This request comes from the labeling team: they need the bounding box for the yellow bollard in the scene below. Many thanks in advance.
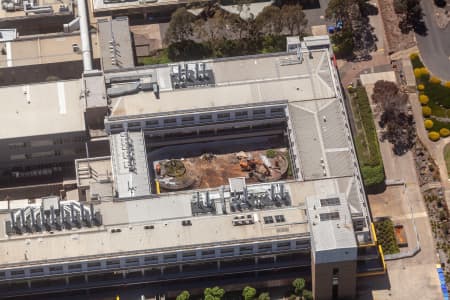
[155,180,160,194]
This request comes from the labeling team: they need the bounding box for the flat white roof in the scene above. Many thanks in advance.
[111,131,151,198]
[0,178,361,266]
[306,193,357,263]
[0,80,85,140]
[109,51,336,118]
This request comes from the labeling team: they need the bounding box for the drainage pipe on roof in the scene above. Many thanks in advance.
[77,0,93,72]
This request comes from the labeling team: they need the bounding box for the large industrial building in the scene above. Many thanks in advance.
[0,32,385,300]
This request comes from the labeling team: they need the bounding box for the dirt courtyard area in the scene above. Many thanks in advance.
[155,148,291,192]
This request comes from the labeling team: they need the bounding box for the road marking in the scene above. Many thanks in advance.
[391,211,428,221]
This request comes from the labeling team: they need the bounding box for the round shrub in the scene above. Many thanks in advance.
[417,84,425,91]
[428,131,440,141]
[414,67,430,81]
[409,53,418,60]
[445,82,450,88]
[422,106,432,117]
[414,68,422,78]
[424,119,434,129]
[440,128,450,137]
[419,94,429,105]
[429,76,442,84]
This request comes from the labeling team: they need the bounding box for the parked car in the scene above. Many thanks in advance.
[434,0,447,8]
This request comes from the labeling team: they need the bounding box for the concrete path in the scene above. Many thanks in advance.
[358,85,442,300]
[395,49,450,210]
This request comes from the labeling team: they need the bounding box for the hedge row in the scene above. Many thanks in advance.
[351,86,385,188]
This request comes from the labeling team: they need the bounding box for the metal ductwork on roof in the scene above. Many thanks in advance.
[77,0,93,72]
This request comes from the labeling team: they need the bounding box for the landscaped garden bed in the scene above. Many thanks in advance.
[410,53,450,141]
[348,85,385,190]
[374,218,400,255]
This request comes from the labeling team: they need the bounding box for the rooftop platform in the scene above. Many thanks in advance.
[97,17,134,71]
[0,176,363,266]
[108,51,335,118]
[0,33,100,68]
[0,0,72,19]
[91,0,195,14]
[110,131,151,198]
[307,193,357,264]
[0,79,85,140]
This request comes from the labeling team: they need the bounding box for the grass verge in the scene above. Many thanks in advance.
[138,49,171,65]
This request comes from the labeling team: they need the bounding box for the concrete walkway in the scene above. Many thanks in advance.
[396,49,450,209]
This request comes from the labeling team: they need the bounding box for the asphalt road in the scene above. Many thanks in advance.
[415,0,450,80]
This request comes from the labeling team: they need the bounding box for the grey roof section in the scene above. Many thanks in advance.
[288,98,354,180]
[0,80,85,140]
[110,131,151,198]
[0,182,310,265]
[83,73,107,109]
[0,29,16,41]
[108,51,336,118]
[303,35,331,49]
[101,193,193,225]
[306,193,357,264]
[345,177,364,215]
[98,17,135,71]
[326,151,354,177]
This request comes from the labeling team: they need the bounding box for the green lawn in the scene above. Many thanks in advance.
[411,55,424,69]
[444,144,450,177]
[411,55,450,134]
[349,86,385,188]
[430,118,450,132]
[138,49,171,65]
[424,82,450,109]
[374,218,400,255]
[427,98,450,118]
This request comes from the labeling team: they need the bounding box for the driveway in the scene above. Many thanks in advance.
[415,0,450,80]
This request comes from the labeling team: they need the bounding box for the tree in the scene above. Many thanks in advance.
[373,81,416,155]
[204,286,225,300]
[165,8,196,44]
[293,278,306,295]
[258,292,270,300]
[302,289,313,300]
[227,13,248,40]
[372,80,408,114]
[281,5,308,36]
[195,9,228,43]
[256,5,283,35]
[176,291,190,300]
[393,0,425,34]
[242,286,257,300]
